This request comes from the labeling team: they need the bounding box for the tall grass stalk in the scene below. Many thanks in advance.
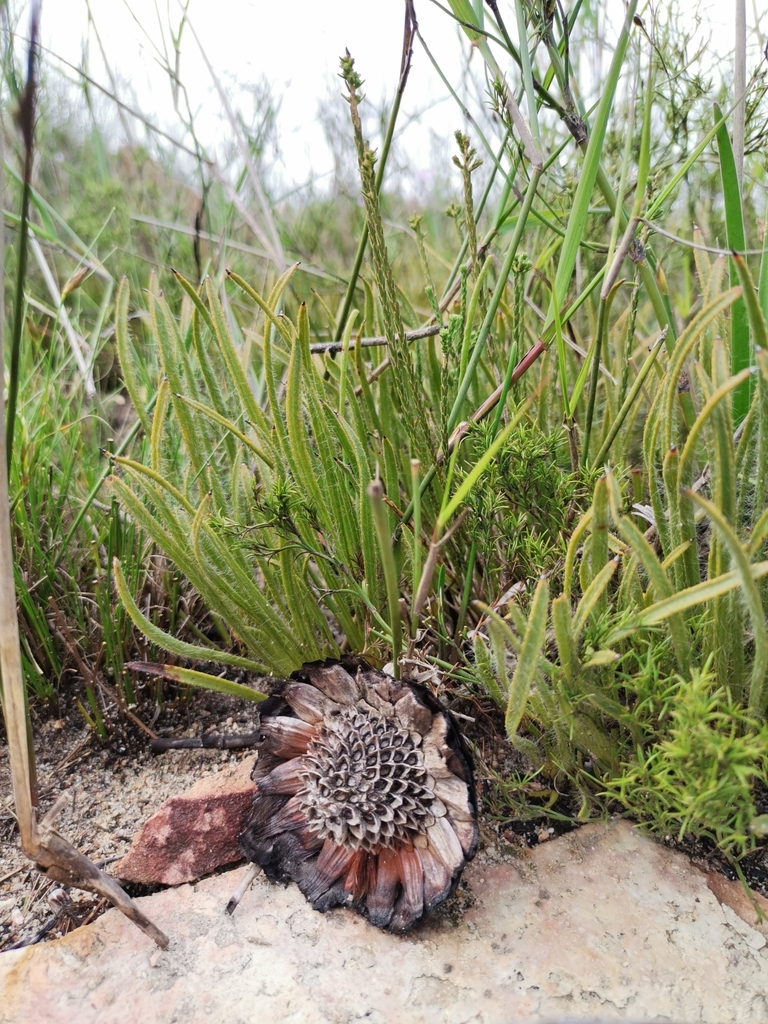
[0,8,169,949]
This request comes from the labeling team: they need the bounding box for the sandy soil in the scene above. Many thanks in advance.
[0,691,259,951]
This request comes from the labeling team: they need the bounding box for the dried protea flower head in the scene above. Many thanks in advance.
[238,658,478,932]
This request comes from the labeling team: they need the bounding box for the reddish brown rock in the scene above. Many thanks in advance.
[706,870,768,937]
[114,758,255,885]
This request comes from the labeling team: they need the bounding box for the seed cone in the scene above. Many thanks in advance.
[238,657,478,932]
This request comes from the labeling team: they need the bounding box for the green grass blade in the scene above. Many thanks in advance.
[115,278,152,434]
[500,576,549,738]
[552,593,578,682]
[731,252,768,351]
[126,661,267,702]
[688,490,768,712]
[760,221,768,328]
[714,102,750,423]
[369,480,402,677]
[607,478,689,672]
[572,558,618,637]
[544,0,638,344]
[113,558,266,672]
[593,330,665,466]
[613,561,768,633]
[438,394,534,529]
[662,287,742,452]
[589,475,609,591]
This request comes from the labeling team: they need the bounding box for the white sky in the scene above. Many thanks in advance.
[15,0,764,196]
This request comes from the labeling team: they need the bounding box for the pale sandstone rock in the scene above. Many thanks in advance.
[113,758,255,885]
[2,820,767,1024]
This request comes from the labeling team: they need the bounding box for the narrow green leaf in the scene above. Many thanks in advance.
[150,381,170,476]
[662,287,741,453]
[488,617,511,697]
[334,410,380,607]
[369,480,402,677]
[473,633,506,709]
[112,454,196,516]
[593,329,665,466]
[563,507,593,602]
[126,661,267,703]
[714,102,750,422]
[149,290,209,496]
[488,577,549,739]
[589,476,609,592]
[572,558,618,637]
[285,307,323,509]
[410,459,423,637]
[113,559,266,672]
[438,394,534,529]
[458,255,494,384]
[760,220,768,328]
[552,594,578,682]
[707,339,737,524]
[688,490,768,712]
[173,394,274,468]
[337,309,359,417]
[731,251,768,350]
[678,367,753,486]
[205,278,271,436]
[613,560,768,633]
[115,278,152,435]
[605,468,690,672]
[752,352,768,537]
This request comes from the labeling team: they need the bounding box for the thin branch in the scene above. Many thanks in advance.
[225,863,260,915]
[641,218,768,256]
[151,731,260,752]
[310,324,440,354]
